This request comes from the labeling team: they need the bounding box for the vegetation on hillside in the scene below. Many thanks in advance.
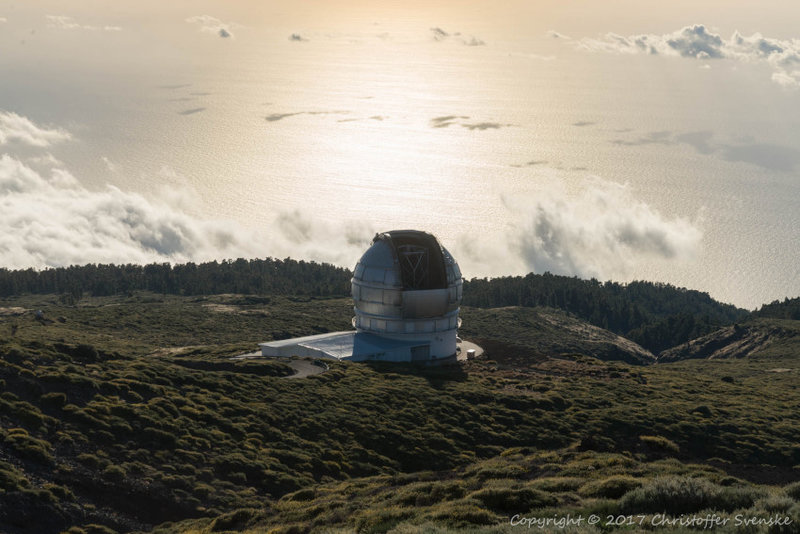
[0,259,352,301]
[0,260,750,354]
[0,293,799,533]
[756,297,800,320]
[463,274,748,353]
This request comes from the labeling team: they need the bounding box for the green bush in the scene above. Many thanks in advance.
[619,476,762,515]
[580,476,643,499]
[639,435,680,454]
[470,486,556,513]
[210,508,256,532]
[786,481,800,501]
[40,391,68,408]
[102,464,126,482]
[2,432,53,464]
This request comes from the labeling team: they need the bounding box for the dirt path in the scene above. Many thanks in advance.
[231,352,328,379]
[284,359,328,379]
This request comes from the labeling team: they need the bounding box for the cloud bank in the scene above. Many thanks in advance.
[456,175,702,281]
[0,111,379,270]
[0,153,380,270]
[186,15,235,39]
[0,112,701,286]
[46,15,121,32]
[429,27,485,46]
[572,24,800,87]
[0,111,71,147]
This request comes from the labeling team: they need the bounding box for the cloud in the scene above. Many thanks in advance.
[265,110,350,122]
[494,176,702,280]
[178,107,206,116]
[430,115,469,128]
[46,15,121,31]
[611,130,672,147]
[429,116,512,130]
[0,112,700,283]
[0,110,71,147]
[463,36,485,47]
[510,160,547,168]
[101,156,118,173]
[0,17,6,24]
[615,128,800,171]
[0,110,380,271]
[546,30,570,40]
[430,27,449,41]
[430,27,485,46]
[0,153,380,270]
[572,24,800,87]
[186,15,235,39]
[461,122,510,130]
[719,142,800,171]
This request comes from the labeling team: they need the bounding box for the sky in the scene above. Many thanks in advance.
[1,1,799,309]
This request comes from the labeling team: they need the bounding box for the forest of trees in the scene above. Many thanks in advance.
[462,274,748,353]
[755,297,800,320]
[0,258,352,300]
[0,260,753,353]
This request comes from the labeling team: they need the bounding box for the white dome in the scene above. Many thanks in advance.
[351,230,462,337]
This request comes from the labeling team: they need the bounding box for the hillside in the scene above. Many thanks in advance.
[460,306,654,365]
[658,318,800,362]
[0,261,747,354]
[1,292,800,533]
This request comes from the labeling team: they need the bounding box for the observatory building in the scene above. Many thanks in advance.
[259,230,463,363]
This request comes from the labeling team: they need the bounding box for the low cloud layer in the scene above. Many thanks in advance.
[0,112,377,270]
[0,153,379,270]
[457,175,702,281]
[570,24,800,87]
[46,15,121,32]
[613,128,800,171]
[0,112,702,285]
[430,27,485,46]
[430,115,512,130]
[0,111,71,147]
[186,15,235,39]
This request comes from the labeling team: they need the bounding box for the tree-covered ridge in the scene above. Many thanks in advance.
[755,297,800,320]
[463,274,748,353]
[0,260,754,353]
[0,258,352,299]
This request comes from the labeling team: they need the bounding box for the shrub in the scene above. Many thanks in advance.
[429,502,498,526]
[470,486,556,513]
[284,488,316,502]
[40,391,67,408]
[102,464,126,482]
[531,477,585,493]
[786,481,800,501]
[639,435,680,454]
[354,507,411,534]
[619,476,763,515]
[2,432,53,464]
[210,508,256,532]
[580,476,643,499]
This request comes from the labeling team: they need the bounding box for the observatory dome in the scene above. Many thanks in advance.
[351,230,462,360]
